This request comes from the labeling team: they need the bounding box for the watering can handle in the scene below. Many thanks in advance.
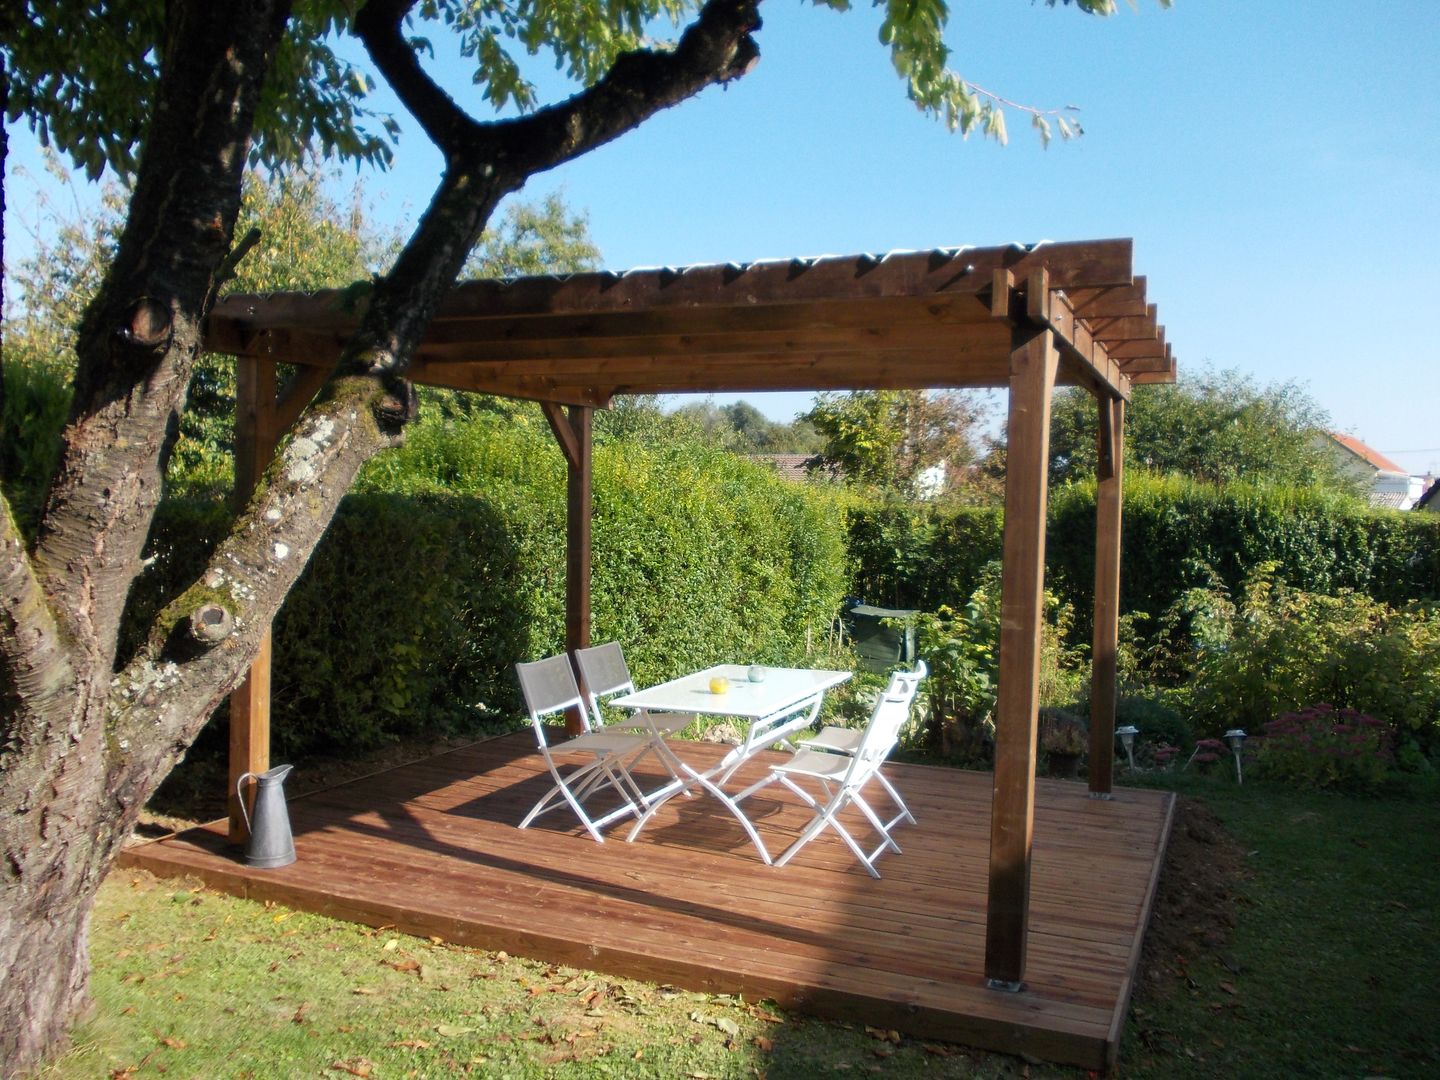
[236,771,258,834]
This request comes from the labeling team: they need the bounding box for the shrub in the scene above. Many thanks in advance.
[1161,564,1440,757]
[1256,704,1393,790]
[130,411,852,759]
[1180,564,1389,735]
[1114,694,1192,754]
[912,561,1086,762]
[847,476,1440,669]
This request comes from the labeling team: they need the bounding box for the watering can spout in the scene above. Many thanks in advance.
[238,764,296,868]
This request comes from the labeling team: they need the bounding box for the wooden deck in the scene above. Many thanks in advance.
[120,732,1174,1070]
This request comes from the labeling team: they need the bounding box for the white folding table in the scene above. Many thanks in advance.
[610,664,851,863]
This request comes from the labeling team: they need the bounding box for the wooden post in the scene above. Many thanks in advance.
[984,326,1059,991]
[1088,395,1126,796]
[228,356,278,842]
[542,403,593,736]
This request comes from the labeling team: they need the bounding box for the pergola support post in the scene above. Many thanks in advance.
[542,402,594,736]
[228,356,278,842]
[1088,395,1126,796]
[985,326,1059,990]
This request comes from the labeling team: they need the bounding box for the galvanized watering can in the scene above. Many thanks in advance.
[237,764,296,868]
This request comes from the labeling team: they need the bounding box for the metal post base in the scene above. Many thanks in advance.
[985,977,1025,993]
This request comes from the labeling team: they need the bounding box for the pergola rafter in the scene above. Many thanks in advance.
[206,236,1176,992]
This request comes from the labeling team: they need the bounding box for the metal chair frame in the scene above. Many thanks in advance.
[515,654,652,843]
[759,665,924,877]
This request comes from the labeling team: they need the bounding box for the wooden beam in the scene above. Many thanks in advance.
[989,269,1014,320]
[407,320,1008,366]
[1041,288,1130,402]
[1116,348,1174,376]
[1107,326,1166,361]
[1066,277,1147,319]
[274,362,333,434]
[415,340,1014,396]
[564,406,592,736]
[209,240,1135,331]
[1089,395,1126,797]
[229,356,278,843]
[540,401,581,468]
[985,327,1059,990]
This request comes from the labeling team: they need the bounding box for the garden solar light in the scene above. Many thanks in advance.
[1224,729,1248,784]
[1115,725,1139,770]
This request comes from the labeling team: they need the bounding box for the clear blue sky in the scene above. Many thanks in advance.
[6,1,1439,474]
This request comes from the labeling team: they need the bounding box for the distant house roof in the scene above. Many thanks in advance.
[1418,479,1440,511]
[1330,432,1408,476]
[748,453,819,482]
[1372,489,1412,511]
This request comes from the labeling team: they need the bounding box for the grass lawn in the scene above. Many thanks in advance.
[42,773,1440,1079]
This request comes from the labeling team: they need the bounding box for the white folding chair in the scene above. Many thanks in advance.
[766,668,923,877]
[515,654,653,843]
[795,659,926,829]
[572,641,691,787]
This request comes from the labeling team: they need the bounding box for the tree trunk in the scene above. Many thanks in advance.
[0,1,762,1073]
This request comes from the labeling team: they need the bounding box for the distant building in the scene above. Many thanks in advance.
[1416,475,1440,513]
[913,461,948,500]
[748,454,823,483]
[1321,432,1428,510]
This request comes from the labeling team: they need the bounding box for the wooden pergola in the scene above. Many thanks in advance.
[206,236,1175,991]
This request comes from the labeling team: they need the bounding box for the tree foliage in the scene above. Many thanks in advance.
[803,389,986,496]
[1047,367,1356,490]
[667,399,822,454]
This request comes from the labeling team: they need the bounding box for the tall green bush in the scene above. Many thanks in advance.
[132,412,853,758]
[847,475,1440,642]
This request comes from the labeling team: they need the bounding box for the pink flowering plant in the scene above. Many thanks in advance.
[1257,704,1392,790]
[1187,737,1231,770]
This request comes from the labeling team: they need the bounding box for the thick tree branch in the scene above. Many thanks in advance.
[486,0,762,178]
[30,0,293,669]
[112,375,393,766]
[337,0,762,390]
[355,0,481,153]
[0,497,75,730]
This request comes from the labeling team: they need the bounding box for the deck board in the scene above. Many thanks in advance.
[120,732,1173,1069]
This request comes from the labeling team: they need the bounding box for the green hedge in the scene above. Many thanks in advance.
[132,414,851,758]
[847,474,1440,639]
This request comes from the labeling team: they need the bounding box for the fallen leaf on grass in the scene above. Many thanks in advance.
[753,1035,774,1053]
[922,1044,954,1057]
[157,1035,186,1049]
[328,1058,374,1077]
[292,1002,311,1024]
[383,938,399,952]
[351,987,379,996]
[385,959,421,973]
[388,1039,432,1049]
[864,1025,901,1044]
[748,1005,784,1023]
[1218,981,1238,995]
[435,1024,477,1037]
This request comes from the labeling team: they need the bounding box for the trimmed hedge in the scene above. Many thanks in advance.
[847,474,1440,640]
[132,414,851,758]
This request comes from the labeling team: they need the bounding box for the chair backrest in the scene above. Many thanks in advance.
[516,655,589,746]
[571,641,634,729]
[847,667,925,782]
